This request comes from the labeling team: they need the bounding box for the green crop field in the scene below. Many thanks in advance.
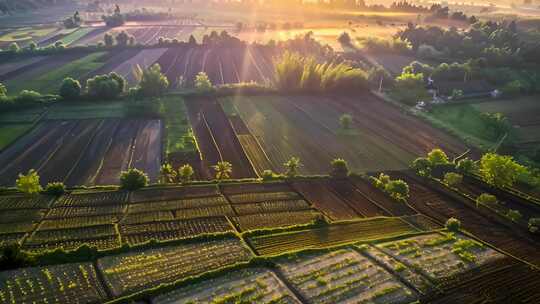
[0,123,33,149]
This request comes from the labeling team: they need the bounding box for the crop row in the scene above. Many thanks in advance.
[0,195,54,210]
[97,237,252,297]
[233,210,322,231]
[232,199,311,215]
[248,217,419,255]
[54,191,129,207]
[127,195,228,213]
[227,191,301,204]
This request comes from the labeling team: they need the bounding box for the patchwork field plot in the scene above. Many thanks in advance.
[0,118,162,187]
[222,94,467,175]
[248,217,419,255]
[376,232,504,281]
[128,195,228,213]
[0,195,54,210]
[130,184,220,203]
[111,48,169,85]
[391,171,540,267]
[220,181,294,195]
[0,263,107,304]
[152,267,301,304]
[54,190,128,207]
[119,216,234,245]
[227,191,301,204]
[233,210,322,231]
[232,199,311,215]
[97,237,252,297]
[186,99,256,179]
[276,248,417,304]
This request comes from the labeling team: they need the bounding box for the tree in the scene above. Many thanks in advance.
[456,158,477,174]
[330,158,349,178]
[337,32,351,46]
[0,83,7,97]
[479,153,527,188]
[445,217,461,232]
[160,163,176,183]
[339,114,352,130]
[427,148,450,166]
[385,179,410,200]
[476,193,497,207]
[178,164,194,184]
[104,33,114,47]
[138,64,169,97]
[284,157,301,178]
[194,72,213,91]
[28,41,37,52]
[394,71,428,104]
[188,35,197,45]
[411,157,431,176]
[214,161,232,180]
[8,42,20,53]
[59,77,82,100]
[43,182,65,196]
[86,73,125,99]
[120,168,148,191]
[444,172,463,186]
[16,169,42,194]
[115,31,129,46]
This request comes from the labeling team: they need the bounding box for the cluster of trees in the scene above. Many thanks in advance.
[371,173,410,201]
[0,83,59,111]
[273,51,368,93]
[397,21,522,64]
[270,32,334,59]
[355,37,412,54]
[103,31,136,47]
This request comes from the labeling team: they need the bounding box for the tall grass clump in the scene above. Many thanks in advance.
[273,51,368,93]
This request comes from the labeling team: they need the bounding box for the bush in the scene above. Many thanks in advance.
[284,157,301,178]
[194,72,213,92]
[506,209,522,222]
[445,217,461,232]
[213,161,232,180]
[59,77,82,100]
[16,169,42,195]
[0,82,7,97]
[427,148,450,166]
[273,51,368,93]
[394,71,428,105]
[528,218,540,234]
[456,158,477,174]
[43,182,65,196]
[120,168,148,191]
[86,73,125,99]
[16,90,42,104]
[385,179,410,200]
[330,158,349,178]
[411,157,432,176]
[261,170,282,181]
[138,64,169,97]
[476,193,497,207]
[339,114,352,130]
[444,172,463,186]
[178,164,194,184]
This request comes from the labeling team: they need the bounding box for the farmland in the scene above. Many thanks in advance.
[1,2,540,302]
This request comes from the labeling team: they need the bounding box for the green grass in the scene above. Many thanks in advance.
[421,104,499,150]
[59,27,94,46]
[0,123,34,149]
[7,52,107,94]
[0,107,45,123]
[158,96,196,155]
[46,101,130,120]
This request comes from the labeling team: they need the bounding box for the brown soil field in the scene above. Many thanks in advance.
[186,99,256,179]
[0,119,162,187]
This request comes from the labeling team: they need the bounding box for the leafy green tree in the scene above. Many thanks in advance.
[444,172,463,186]
[330,158,349,178]
[411,157,431,176]
[427,148,450,166]
[28,41,37,52]
[456,158,477,174]
[178,164,194,184]
[214,161,232,180]
[120,168,148,191]
[0,83,7,97]
[194,72,213,91]
[8,42,20,53]
[394,71,428,104]
[445,217,461,231]
[506,209,522,222]
[160,163,176,183]
[16,169,42,194]
[476,193,497,207]
[86,73,125,99]
[479,153,527,188]
[59,77,82,100]
[339,114,352,130]
[43,182,65,196]
[385,179,409,200]
[373,173,391,190]
[284,157,301,178]
[138,64,169,97]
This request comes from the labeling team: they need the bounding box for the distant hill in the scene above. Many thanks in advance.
[0,0,74,15]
